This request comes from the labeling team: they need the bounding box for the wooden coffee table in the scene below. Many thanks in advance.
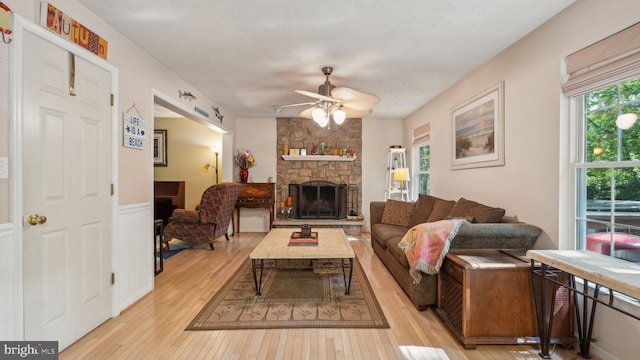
[249,228,355,295]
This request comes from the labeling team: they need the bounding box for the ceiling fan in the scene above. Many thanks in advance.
[274,67,380,127]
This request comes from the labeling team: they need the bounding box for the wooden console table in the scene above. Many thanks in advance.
[527,250,640,359]
[234,183,275,234]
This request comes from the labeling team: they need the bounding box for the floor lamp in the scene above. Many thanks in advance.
[202,150,219,184]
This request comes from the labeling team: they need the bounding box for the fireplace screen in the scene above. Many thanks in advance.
[289,181,347,219]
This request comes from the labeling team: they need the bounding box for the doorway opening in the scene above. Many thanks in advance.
[151,93,229,263]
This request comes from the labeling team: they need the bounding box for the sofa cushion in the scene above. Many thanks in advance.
[381,199,415,227]
[371,223,408,249]
[386,237,410,268]
[426,198,456,222]
[408,194,438,227]
[449,197,505,223]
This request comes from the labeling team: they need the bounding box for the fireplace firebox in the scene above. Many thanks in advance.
[289,181,347,219]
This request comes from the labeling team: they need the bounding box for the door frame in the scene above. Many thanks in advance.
[10,14,120,337]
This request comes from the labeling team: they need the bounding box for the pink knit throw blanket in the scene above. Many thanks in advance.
[398,219,468,284]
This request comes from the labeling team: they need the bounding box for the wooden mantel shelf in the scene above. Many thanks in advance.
[281,155,356,162]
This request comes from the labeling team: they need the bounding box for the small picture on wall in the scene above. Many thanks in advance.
[154,130,168,167]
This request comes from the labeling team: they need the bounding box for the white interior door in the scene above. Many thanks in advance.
[22,31,113,350]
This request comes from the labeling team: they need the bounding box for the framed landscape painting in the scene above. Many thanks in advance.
[451,81,504,170]
[153,130,168,167]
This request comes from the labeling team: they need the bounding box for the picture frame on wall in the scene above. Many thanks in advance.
[154,130,168,167]
[451,81,504,170]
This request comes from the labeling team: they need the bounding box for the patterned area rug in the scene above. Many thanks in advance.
[186,258,389,330]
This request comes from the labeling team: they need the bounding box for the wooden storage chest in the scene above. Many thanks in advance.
[437,249,574,349]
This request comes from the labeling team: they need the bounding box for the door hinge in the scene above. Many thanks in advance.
[111,273,115,285]
[111,183,114,196]
[110,94,114,106]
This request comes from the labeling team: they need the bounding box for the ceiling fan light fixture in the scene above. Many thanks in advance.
[278,67,379,126]
[316,114,329,127]
[312,107,326,124]
[333,108,346,125]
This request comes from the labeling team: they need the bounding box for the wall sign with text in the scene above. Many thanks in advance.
[123,112,145,150]
[40,2,109,60]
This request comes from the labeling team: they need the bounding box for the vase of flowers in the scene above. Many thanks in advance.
[234,150,255,183]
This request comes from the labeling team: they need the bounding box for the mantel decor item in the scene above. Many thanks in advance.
[153,130,168,167]
[451,81,504,170]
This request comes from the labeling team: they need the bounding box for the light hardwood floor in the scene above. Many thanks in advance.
[60,232,587,360]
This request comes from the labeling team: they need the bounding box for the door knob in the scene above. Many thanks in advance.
[28,214,47,225]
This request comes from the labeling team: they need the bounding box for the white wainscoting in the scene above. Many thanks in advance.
[0,223,19,340]
[0,204,154,339]
[116,203,154,312]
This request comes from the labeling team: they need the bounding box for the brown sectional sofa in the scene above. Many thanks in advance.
[370,195,542,310]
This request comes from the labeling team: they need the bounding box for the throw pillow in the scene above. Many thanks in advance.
[381,199,416,227]
[448,197,505,223]
[426,198,456,222]
[408,194,438,227]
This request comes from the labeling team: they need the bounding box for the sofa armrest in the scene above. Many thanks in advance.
[370,201,386,226]
[452,222,542,249]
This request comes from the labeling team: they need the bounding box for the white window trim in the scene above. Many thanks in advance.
[412,141,430,201]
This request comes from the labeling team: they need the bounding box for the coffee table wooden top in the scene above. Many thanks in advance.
[250,228,355,260]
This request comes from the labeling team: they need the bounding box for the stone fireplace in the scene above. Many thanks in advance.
[289,181,347,219]
[276,117,362,217]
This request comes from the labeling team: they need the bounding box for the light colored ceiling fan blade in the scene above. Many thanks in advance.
[299,106,315,119]
[341,106,372,118]
[331,87,380,111]
[295,89,339,103]
[272,101,318,110]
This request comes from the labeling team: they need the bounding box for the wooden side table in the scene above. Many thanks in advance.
[437,249,574,349]
[234,183,275,234]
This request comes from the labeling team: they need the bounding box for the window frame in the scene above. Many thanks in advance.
[412,141,430,200]
[572,79,640,256]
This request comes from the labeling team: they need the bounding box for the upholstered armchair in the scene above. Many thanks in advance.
[163,182,241,250]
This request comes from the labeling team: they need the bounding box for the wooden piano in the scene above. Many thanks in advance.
[234,183,275,233]
[154,181,185,225]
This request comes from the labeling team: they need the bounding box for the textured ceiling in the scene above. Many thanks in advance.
[79,0,574,119]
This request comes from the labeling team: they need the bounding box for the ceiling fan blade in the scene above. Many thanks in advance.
[272,101,318,110]
[295,89,339,103]
[331,87,380,111]
[341,106,372,118]
[299,106,315,119]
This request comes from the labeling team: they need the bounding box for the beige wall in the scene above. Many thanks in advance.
[154,118,223,210]
[403,1,640,359]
